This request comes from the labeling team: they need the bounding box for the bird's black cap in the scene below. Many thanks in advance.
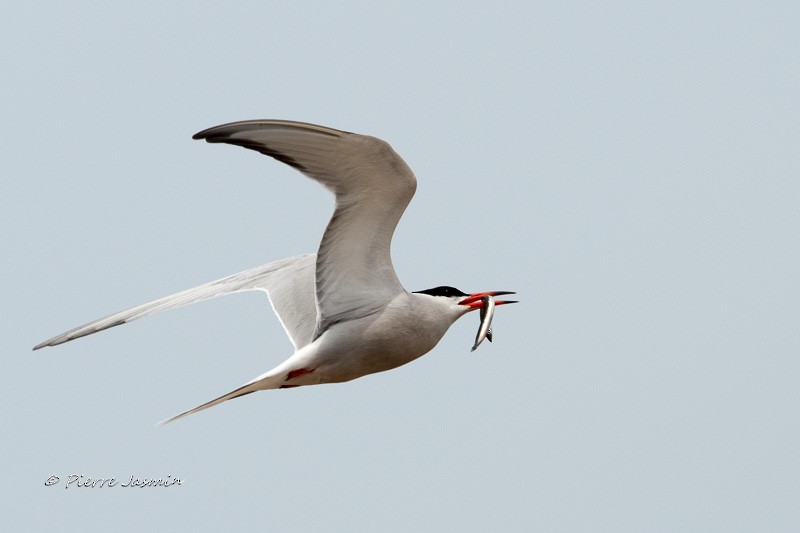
[413,286,468,297]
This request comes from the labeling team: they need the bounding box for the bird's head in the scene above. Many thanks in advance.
[411,286,517,349]
[412,286,517,316]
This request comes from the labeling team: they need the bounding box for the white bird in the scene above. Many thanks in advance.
[33,120,517,423]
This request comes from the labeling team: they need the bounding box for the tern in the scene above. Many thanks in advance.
[34,120,517,423]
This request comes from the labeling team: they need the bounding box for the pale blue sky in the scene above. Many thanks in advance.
[4,1,799,531]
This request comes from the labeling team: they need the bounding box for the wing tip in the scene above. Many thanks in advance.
[192,128,215,141]
[155,413,184,426]
[191,119,345,143]
[33,337,63,351]
[32,318,129,352]
[192,124,228,141]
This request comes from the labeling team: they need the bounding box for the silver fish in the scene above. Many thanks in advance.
[471,295,495,351]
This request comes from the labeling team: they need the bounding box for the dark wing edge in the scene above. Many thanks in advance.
[33,254,317,351]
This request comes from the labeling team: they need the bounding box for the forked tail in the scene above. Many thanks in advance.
[158,368,287,425]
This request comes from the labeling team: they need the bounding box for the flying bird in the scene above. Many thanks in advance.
[34,120,517,423]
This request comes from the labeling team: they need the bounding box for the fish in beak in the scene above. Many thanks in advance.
[458,291,517,351]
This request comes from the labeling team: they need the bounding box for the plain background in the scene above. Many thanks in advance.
[3,1,799,531]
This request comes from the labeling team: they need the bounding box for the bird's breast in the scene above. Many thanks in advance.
[309,296,454,383]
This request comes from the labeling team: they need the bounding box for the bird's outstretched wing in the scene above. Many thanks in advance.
[33,254,317,351]
[193,120,417,335]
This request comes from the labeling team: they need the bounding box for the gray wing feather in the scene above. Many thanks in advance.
[33,254,317,351]
[193,120,417,335]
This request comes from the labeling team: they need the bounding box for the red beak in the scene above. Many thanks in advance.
[458,291,518,309]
